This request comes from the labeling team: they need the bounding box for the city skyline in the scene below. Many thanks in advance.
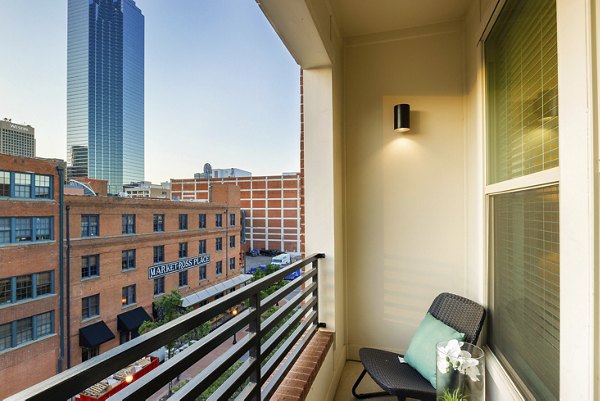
[0,0,300,183]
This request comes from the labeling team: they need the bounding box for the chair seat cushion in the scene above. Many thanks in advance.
[403,312,465,388]
[359,348,437,400]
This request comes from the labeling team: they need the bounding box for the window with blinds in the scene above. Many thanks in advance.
[484,0,559,400]
[490,186,559,400]
[486,0,558,184]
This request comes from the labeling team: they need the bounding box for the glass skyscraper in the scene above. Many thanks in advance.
[67,0,144,194]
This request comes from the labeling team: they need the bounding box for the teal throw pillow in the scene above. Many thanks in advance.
[403,312,465,388]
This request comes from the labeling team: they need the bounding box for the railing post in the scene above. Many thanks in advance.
[312,259,319,327]
[249,292,262,400]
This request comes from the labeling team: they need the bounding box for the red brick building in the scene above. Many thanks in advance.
[0,155,64,399]
[66,184,245,364]
[171,174,302,253]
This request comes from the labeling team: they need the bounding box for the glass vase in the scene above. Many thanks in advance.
[436,340,485,401]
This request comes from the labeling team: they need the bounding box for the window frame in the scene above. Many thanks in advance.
[82,294,100,320]
[199,239,207,254]
[153,277,165,296]
[122,214,136,234]
[179,214,188,230]
[199,213,206,229]
[121,285,136,306]
[153,214,165,232]
[215,237,222,251]
[122,249,136,270]
[81,214,99,238]
[81,255,100,279]
[153,245,165,264]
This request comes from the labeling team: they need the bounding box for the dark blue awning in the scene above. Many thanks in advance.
[79,321,115,348]
[117,307,152,332]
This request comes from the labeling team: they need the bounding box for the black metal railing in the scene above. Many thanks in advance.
[7,253,325,401]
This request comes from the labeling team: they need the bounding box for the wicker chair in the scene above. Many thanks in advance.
[351,293,486,401]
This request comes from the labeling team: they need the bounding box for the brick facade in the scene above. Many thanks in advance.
[66,184,243,365]
[0,155,63,399]
[171,174,302,253]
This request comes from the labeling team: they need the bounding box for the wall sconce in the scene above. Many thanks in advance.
[394,104,410,132]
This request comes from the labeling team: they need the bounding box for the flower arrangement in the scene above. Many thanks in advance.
[436,340,484,401]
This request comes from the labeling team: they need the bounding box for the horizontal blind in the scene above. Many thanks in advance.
[486,0,558,185]
[490,185,559,401]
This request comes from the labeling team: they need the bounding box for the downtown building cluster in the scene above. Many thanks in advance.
[0,154,247,399]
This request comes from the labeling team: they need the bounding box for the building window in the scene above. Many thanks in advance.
[14,173,31,198]
[16,275,33,301]
[0,218,9,243]
[199,213,206,229]
[0,278,11,305]
[485,0,559,399]
[216,261,223,275]
[0,172,53,199]
[0,323,11,351]
[179,242,188,258]
[199,239,207,254]
[81,215,99,237]
[36,271,52,296]
[153,214,164,232]
[82,294,100,319]
[122,249,136,270]
[179,214,188,230]
[122,285,136,306]
[153,245,165,263]
[35,217,51,241]
[82,346,99,362]
[153,277,165,295]
[34,175,51,199]
[179,271,188,287]
[199,266,206,281]
[15,217,32,242]
[229,235,235,248]
[82,255,100,278]
[0,171,9,197]
[230,213,236,226]
[216,237,222,251]
[216,214,222,227]
[229,257,235,271]
[0,216,53,244]
[122,214,136,234]
[15,317,33,345]
[36,311,53,338]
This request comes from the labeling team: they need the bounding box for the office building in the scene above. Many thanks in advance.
[171,173,302,253]
[123,181,171,198]
[0,119,35,158]
[67,0,145,194]
[0,154,64,399]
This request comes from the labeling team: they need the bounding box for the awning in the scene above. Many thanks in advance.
[117,307,152,332]
[181,274,253,308]
[79,321,115,348]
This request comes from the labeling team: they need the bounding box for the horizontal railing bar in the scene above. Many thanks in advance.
[261,297,317,360]
[206,358,256,401]
[261,268,317,311]
[7,253,325,401]
[169,335,253,401]
[114,309,254,400]
[261,281,316,336]
[233,382,256,401]
[261,314,318,398]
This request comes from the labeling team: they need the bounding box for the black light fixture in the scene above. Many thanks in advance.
[394,103,410,132]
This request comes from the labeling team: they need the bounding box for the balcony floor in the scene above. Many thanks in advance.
[334,361,418,401]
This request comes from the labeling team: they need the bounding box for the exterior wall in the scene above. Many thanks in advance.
[0,120,35,158]
[65,184,242,365]
[344,22,467,359]
[0,155,62,399]
[171,174,302,253]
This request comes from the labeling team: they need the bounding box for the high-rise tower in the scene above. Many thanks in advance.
[67,0,144,194]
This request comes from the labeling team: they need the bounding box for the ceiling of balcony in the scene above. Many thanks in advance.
[329,0,472,37]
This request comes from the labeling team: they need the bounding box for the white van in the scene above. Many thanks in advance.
[271,253,291,266]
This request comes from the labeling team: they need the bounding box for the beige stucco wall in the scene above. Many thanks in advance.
[343,22,468,358]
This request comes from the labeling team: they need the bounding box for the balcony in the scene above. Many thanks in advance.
[8,254,327,401]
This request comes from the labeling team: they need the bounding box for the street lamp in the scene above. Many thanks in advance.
[230,307,238,345]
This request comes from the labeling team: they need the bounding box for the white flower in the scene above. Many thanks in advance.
[437,340,481,382]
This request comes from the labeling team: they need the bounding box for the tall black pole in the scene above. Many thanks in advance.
[56,165,65,373]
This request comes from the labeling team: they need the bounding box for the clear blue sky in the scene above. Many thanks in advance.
[0,0,300,182]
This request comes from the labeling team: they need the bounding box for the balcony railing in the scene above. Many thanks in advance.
[8,253,325,401]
